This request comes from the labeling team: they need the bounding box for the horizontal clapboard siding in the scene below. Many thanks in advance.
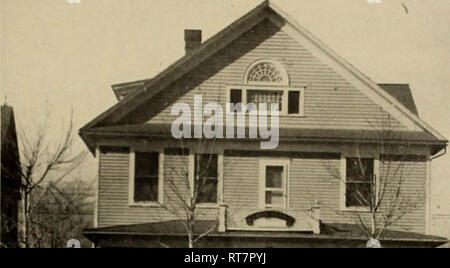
[123,19,406,131]
[223,153,260,212]
[98,148,217,228]
[378,160,427,232]
[221,151,427,234]
[97,147,427,233]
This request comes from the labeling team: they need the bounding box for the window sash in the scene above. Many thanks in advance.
[265,190,284,208]
[288,91,300,115]
[344,158,375,208]
[132,151,161,204]
[226,85,304,116]
[345,182,373,207]
[247,90,283,111]
[134,176,159,202]
[194,154,218,204]
[260,161,288,209]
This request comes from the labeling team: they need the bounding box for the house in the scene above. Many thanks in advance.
[1,104,21,248]
[80,1,448,248]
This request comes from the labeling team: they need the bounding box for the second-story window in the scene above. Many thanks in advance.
[345,158,375,208]
[194,154,218,204]
[247,90,283,112]
[229,89,243,112]
[260,159,289,210]
[226,59,305,116]
[134,152,160,203]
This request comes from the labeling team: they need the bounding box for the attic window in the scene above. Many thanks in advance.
[245,60,289,85]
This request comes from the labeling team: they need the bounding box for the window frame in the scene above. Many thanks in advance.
[259,158,290,210]
[244,59,290,86]
[194,153,219,205]
[226,85,305,117]
[340,154,380,212]
[188,149,222,208]
[129,148,165,207]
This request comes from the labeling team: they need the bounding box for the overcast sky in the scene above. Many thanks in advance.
[1,0,449,212]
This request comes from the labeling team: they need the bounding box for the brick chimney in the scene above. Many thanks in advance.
[184,29,202,54]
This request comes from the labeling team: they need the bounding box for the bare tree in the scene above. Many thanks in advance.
[18,112,87,248]
[150,134,226,248]
[27,178,95,248]
[142,85,235,248]
[325,113,423,245]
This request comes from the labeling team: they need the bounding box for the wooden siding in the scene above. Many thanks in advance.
[121,19,406,131]
[222,151,427,234]
[97,146,427,233]
[98,147,217,228]
[96,18,427,233]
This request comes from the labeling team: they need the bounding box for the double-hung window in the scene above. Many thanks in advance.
[132,151,162,204]
[227,86,304,116]
[194,154,218,204]
[260,159,289,210]
[344,158,376,209]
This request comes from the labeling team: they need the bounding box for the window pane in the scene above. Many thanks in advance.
[229,89,242,112]
[288,91,300,114]
[265,166,283,188]
[135,177,158,202]
[247,90,283,111]
[195,154,218,178]
[135,152,159,177]
[346,182,372,207]
[195,154,218,203]
[346,158,374,182]
[265,191,283,206]
[134,152,159,202]
[197,180,218,203]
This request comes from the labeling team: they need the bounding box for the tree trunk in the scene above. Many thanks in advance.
[187,208,195,248]
[22,192,29,248]
[371,212,376,238]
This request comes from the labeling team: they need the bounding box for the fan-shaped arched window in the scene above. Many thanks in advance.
[244,60,289,85]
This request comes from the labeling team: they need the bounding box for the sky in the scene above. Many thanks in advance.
[1,0,449,213]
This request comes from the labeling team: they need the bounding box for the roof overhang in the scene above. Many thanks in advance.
[79,0,447,154]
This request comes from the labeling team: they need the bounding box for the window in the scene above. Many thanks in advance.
[226,59,304,115]
[226,86,304,116]
[229,89,243,112]
[265,166,284,207]
[134,152,160,203]
[288,91,300,115]
[194,154,218,204]
[345,158,375,208]
[245,60,289,85]
[260,159,289,209]
[247,90,283,112]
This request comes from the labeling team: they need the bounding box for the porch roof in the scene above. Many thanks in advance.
[84,220,448,246]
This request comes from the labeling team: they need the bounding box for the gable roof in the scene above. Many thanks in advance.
[111,80,420,116]
[80,0,447,147]
[81,0,272,131]
[378,84,418,116]
[111,79,149,101]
